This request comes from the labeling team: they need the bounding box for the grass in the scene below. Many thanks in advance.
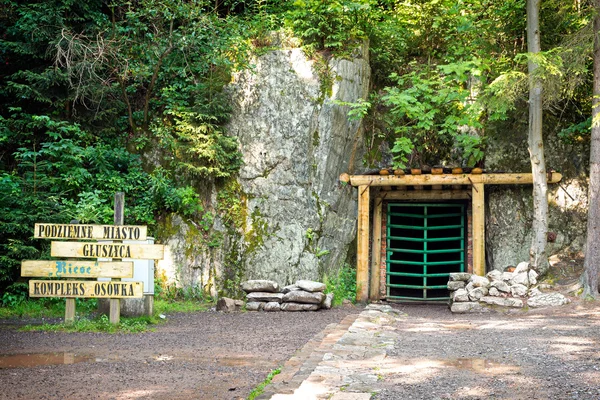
[1,297,214,334]
[21,314,157,334]
[154,298,213,314]
[0,298,97,319]
[247,368,281,400]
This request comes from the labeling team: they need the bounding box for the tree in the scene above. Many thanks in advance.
[582,1,600,299]
[527,0,549,272]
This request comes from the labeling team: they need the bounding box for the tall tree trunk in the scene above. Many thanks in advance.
[527,0,549,272]
[582,2,600,299]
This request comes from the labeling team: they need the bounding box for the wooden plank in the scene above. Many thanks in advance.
[472,183,485,276]
[348,172,563,187]
[28,280,144,298]
[356,185,370,303]
[35,223,147,241]
[21,260,134,278]
[376,190,471,200]
[51,242,164,260]
[370,198,382,301]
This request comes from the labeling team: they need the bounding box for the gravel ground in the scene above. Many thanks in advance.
[375,302,600,400]
[0,305,360,400]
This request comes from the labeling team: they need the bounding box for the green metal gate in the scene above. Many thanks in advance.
[386,203,466,301]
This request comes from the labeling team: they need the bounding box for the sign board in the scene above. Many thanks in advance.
[29,280,143,298]
[35,223,147,241]
[21,260,134,279]
[51,241,164,260]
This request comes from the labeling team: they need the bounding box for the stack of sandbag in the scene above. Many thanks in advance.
[241,279,334,312]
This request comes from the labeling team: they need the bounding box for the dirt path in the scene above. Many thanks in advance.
[375,302,600,400]
[0,306,361,400]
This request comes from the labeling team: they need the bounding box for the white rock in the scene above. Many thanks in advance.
[465,282,475,292]
[515,261,530,273]
[528,287,542,297]
[502,272,514,282]
[283,290,325,304]
[511,272,529,287]
[490,280,510,293]
[246,301,265,311]
[528,293,570,308]
[486,270,502,282]
[469,287,489,301]
[449,272,471,281]
[247,292,284,303]
[321,293,334,309]
[241,280,280,293]
[281,302,320,311]
[488,287,500,297]
[264,301,281,311]
[452,289,469,302]
[469,275,490,288]
[510,284,528,297]
[528,270,538,286]
[296,280,326,292]
[480,296,524,308]
[447,281,466,291]
[450,302,490,313]
[281,284,301,294]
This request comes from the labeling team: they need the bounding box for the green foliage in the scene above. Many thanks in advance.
[154,299,212,315]
[247,368,281,400]
[382,62,483,166]
[0,282,29,307]
[325,263,357,306]
[390,137,414,170]
[286,0,373,51]
[21,314,157,334]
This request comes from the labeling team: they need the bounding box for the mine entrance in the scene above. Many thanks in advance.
[386,202,466,302]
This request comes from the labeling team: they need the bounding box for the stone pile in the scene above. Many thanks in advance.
[242,279,334,312]
[448,262,570,313]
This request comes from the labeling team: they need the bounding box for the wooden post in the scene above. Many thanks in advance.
[370,199,382,301]
[357,185,370,303]
[65,219,78,325]
[472,183,485,276]
[65,297,75,325]
[110,192,125,325]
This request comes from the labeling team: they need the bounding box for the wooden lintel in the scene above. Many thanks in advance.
[472,183,485,276]
[369,199,382,301]
[357,185,370,303]
[376,190,471,201]
[348,172,562,187]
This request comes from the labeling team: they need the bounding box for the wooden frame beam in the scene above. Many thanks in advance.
[345,172,562,187]
[370,198,382,301]
[357,185,370,303]
[376,190,471,201]
[472,183,485,276]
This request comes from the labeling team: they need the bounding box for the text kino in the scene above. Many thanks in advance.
[83,244,131,258]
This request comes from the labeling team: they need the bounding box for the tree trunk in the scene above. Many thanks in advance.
[527,0,549,272]
[582,1,600,299]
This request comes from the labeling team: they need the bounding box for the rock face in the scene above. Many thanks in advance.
[224,45,370,285]
[485,125,589,274]
[156,42,370,293]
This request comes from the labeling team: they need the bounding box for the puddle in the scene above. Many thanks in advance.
[0,352,95,369]
[443,358,519,374]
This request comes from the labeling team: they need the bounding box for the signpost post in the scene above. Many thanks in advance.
[21,193,164,325]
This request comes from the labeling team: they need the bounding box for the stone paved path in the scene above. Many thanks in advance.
[259,302,600,400]
[258,304,401,400]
